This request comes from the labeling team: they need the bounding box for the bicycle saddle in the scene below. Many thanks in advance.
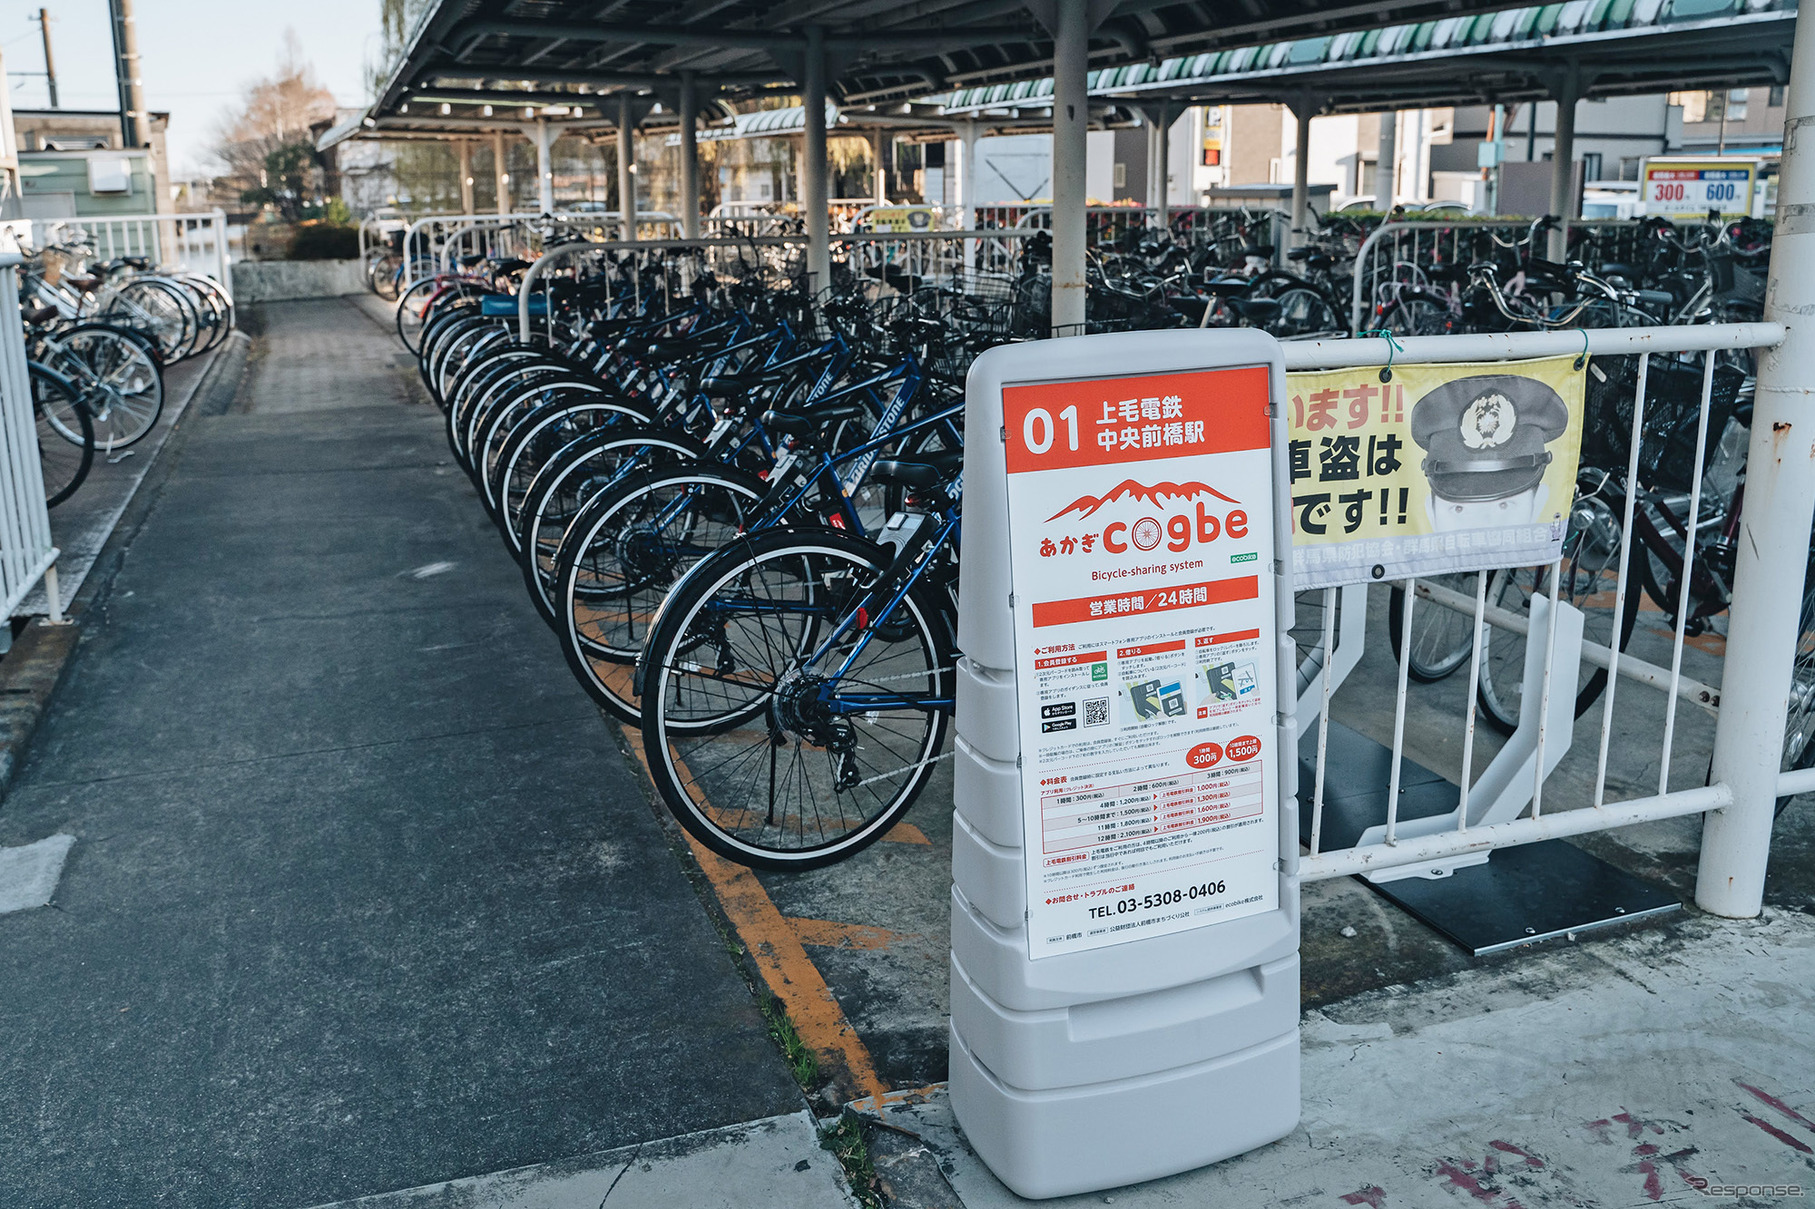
[459,253,486,267]
[21,304,59,326]
[1225,297,1282,323]
[701,367,792,395]
[761,401,870,438]
[1241,244,1274,259]
[870,449,962,490]
[492,258,532,275]
[1204,276,1253,298]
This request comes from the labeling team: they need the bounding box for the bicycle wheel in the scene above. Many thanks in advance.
[554,464,770,722]
[55,326,164,449]
[487,401,682,540]
[1388,573,1480,682]
[100,279,189,361]
[1778,565,1815,816]
[1381,294,1454,337]
[1477,501,1641,734]
[395,278,441,353]
[640,527,953,870]
[516,428,711,621]
[32,365,93,507]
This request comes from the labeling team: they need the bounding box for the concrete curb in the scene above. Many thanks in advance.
[0,328,251,807]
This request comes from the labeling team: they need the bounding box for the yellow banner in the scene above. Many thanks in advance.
[1284,355,1587,588]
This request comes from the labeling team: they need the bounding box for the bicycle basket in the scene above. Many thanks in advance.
[1582,355,1747,493]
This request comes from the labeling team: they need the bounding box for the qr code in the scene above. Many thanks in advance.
[1083,697,1110,727]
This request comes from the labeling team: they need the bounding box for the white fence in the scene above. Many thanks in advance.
[511,229,1040,341]
[1282,323,1788,896]
[0,255,61,620]
[397,211,684,287]
[35,210,232,294]
[1348,218,1651,335]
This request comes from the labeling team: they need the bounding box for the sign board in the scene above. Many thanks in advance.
[1201,105,1224,167]
[1640,156,1758,219]
[1284,356,1586,589]
[1001,366,1281,958]
[866,205,938,232]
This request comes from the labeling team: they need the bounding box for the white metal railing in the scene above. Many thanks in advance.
[401,211,683,287]
[511,228,1041,341]
[1347,217,1652,334]
[35,209,232,294]
[0,255,61,621]
[1283,322,1787,886]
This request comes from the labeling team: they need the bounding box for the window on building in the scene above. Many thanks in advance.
[1670,90,1710,123]
[1620,156,1642,181]
[1771,85,1786,108]
[1582,152,1603,181]
[1727,88,1750,121]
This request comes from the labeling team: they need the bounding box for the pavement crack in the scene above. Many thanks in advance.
[598,1143,642,1205]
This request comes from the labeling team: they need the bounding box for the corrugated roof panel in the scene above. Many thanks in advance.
[1429,16,1462,47]
[1286,34,1332,62]
[1664,0,1738,17]
[1555,0,1585,32]
[1534,4,1565,34]
[1409,20,1438,49]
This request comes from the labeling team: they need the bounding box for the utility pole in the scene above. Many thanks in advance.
[106,0,146,148]
[35,9,57,109]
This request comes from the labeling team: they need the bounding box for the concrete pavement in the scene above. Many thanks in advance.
[0,298,815,1209]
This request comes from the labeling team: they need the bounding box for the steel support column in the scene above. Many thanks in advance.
[954,120,979,230]
[679,71,700,239]
[1548,72,1580,260]
[1696,13,1815,917]
[493,130,510,215]
[534,118,554,213]
[1289,100,1315,247]
[1376,110,1397,206]
[802,24,831,291]
[617,93,637,242]
[1143,103,1172,229]
[1048,0,1091,334]
[458,140,474,214]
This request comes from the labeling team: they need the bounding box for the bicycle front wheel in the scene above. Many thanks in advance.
[1388,573,1480,682]
[32,364,93,507]
[55,326,164,449]
[640,528,953,870]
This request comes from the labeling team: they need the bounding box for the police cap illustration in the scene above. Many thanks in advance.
[1410,373,1569,528]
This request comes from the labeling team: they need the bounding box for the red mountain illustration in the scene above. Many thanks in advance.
[1047,479,1240,521]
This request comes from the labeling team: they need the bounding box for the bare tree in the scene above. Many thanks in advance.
[210,30,338,219]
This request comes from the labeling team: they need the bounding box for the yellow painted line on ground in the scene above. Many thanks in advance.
[619,725,889,1103]
[788,917,916,951]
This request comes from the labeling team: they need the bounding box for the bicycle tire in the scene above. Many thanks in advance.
[553,463,770,722]
[1387,573,1480,683]
[516,428,712,619]
[639,526,953,871]
[31,364,93,507]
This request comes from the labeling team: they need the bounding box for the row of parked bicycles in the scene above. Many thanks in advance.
[402,255,981,870]
[383,202,1808,871]
[17,236,235,506]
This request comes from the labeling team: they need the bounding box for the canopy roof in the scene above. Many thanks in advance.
[943,0,1796,115]
[352,0,1617,133]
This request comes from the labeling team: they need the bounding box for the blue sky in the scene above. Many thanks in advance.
[0,0,385,174]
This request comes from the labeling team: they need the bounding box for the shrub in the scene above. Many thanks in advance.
[289,221,358,260]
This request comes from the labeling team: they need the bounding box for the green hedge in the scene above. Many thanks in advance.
[290,222,359,260]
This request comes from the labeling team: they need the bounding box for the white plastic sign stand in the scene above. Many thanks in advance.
[952,329,1299,1200]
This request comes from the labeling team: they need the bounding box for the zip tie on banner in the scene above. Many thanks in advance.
[1359,328,1404,382]
[1574,327,1590,371]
